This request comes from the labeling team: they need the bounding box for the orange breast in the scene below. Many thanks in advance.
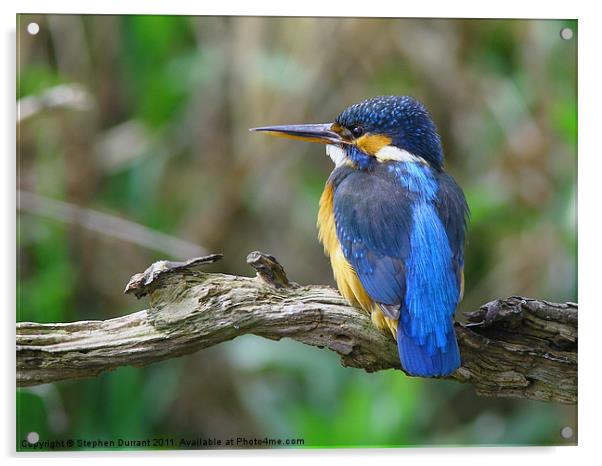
[317,182,398,338]
[317,182,370,311]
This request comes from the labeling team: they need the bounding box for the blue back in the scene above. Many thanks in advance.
[330,161,468,376]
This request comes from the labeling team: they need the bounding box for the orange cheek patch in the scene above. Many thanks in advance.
[355,134,392,156]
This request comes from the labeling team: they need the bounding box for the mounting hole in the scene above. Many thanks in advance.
[560,27,573,40]
[26,431,40,444]
[560,426,574,439]
[27,22,40,35]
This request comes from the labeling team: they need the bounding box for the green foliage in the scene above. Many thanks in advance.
[17,391,50,445]
[18,219,75,323]
[121,16,194,128]
[17,66,66,99]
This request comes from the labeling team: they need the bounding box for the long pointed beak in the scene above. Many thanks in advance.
[249,123,345,145]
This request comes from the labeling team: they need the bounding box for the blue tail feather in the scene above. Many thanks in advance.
[397,318,460,377]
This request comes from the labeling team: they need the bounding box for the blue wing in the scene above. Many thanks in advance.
[331,166,414,315]
[331,163,468,376]
[434,171,470,289]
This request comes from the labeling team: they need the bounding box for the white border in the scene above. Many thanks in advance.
[8,0,581,18]
[3,1,598,465]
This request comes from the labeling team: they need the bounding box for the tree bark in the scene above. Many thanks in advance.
[16,252,577,404]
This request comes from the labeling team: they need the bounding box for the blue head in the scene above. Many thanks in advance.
[334,96,444,170]
[251,95,445,171]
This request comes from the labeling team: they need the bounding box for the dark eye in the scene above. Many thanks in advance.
[349,124,364,138]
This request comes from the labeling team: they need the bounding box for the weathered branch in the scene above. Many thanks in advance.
[16,252,577,404]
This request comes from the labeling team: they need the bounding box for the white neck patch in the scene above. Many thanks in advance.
[326,144,348,167]
[325,144,425,167]
[375,145,421,163]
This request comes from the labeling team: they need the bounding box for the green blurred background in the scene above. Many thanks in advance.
[16,15,577,449]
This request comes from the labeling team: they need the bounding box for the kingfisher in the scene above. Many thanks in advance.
[251,96,468,377]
